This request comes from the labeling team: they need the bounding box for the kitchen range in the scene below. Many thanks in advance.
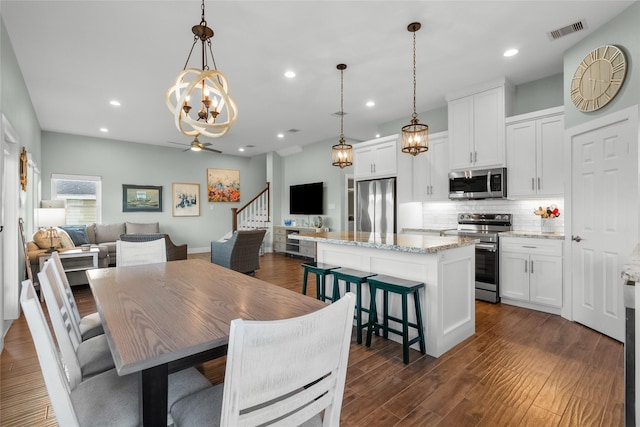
[443,213,513,303]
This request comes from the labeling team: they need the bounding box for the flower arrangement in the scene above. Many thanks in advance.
[534,205,560,218]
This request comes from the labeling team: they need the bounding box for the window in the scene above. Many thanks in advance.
[51,174,102,225]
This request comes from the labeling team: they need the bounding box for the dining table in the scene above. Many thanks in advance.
[86,258,326,427]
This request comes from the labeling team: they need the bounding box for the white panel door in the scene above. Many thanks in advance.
[571,115,637,341]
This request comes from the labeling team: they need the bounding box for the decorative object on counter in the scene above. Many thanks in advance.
[313,216,323,228]
[331,64,353,168]
[284,219,292,226]
[20,147,28,191]
[165,0,238,139]
[401,22,428,156]
[534,205,560,234]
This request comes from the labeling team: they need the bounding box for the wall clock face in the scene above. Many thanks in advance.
[571,45,627,112]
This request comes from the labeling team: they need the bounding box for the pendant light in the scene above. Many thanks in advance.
[332,64,353,168]
[401,22,429,156]
[166,0,238,139]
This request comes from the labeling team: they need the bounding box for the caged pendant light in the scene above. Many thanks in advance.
[166,0,238,139]
[401,22,429,156]
[332,64,353,168]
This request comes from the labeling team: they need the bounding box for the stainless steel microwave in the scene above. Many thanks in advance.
[448,168,507,200]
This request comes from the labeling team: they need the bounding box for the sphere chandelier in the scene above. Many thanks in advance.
[166,0,238,139]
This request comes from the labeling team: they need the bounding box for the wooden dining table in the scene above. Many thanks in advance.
[86,258,326,427]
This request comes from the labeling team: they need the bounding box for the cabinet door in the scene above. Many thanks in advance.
[473,87,504,168]
[372,141,397,177]
[536,115,564,196]
[448,96,474,170]
[412,151,429,201]
[353,146,375,179]
[529,254,563,307]
[500,252,530,301]
[429,136,449,200]
[506,121,537,197]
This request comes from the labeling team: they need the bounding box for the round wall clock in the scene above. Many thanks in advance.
[570,44,627,112]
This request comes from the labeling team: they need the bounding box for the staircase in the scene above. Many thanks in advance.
[220,182,271,241]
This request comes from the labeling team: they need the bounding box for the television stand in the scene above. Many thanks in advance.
[273,226,317,259]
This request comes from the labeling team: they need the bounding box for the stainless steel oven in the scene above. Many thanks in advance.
[443,213,512,303]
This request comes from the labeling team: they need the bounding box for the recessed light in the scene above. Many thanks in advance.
[375,133,380,138]
[503,48,519,57]
[366,101,375,107]
[238,147,245,152]
[277,133,284,138]
[109,100,121,106]
[99,128,108,133]
[284,71,296,78]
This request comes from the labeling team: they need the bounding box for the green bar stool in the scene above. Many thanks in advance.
[300,262,340,302]
[365,275,426,364]
[331,268,377,344]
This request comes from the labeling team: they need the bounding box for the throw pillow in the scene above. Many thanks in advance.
[57,228,75,249]
[125,222,160,234]
[95,223,126,243]
[32,229,61,250]
[60,225,89,246]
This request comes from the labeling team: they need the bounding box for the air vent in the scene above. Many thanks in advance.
[331,111,347,117]
[246,144,255,148]
[548,20,587,40]
[287,128,300,133]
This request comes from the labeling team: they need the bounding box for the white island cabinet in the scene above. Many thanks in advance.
[292,231,477,358]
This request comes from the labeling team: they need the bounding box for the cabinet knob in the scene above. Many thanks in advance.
[571,235,583,242]
[531,178,535,191]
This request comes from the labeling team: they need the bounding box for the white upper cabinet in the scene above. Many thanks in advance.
[353,135,398,180]
[447,80,513,171]
[506,107,564,198]
[413,132,449,201]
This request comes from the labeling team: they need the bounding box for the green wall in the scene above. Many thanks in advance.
[563,2,640,129]
[512,73,564,115]
[41,131,267,251]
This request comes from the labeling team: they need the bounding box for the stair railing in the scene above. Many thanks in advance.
[232,182,270,232]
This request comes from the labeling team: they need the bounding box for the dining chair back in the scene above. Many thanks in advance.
[20,279,81,426]
[49,251,103,342]
[171,292,356,426]
[116,237,167,267]
[38,260,85,387]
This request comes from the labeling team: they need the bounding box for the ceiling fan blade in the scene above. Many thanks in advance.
[201,146,222,154]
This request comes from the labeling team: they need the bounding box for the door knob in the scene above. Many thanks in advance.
[572,235,583,242]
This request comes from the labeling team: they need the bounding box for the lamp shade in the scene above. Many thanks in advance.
[35,208,66,228]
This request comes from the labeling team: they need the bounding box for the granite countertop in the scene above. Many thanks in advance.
[292,231,478,254]
[622,244,640,283]
[401,227,456,236]
[500,231,564,240]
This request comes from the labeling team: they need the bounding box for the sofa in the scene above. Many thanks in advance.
[27,222,188,285]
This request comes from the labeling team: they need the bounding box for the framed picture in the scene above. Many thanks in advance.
[172,182,200,217]
[207,168,240,202]
[122,184,162,212]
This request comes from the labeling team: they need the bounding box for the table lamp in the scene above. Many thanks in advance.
[34,207,66,253]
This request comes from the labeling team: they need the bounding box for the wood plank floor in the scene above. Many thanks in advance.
[1,253,624,426]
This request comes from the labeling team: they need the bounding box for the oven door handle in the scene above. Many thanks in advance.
[475,243,497,252]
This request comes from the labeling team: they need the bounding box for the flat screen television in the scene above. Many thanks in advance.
[289,182,323,215]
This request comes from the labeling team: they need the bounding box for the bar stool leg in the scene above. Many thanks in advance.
[414,289,426,354]
[316,274,323,301]
[382,290,389,339]
[401,293,410,364]
[365,285,377,347]
[302,269,309,296]
[355,281,362,344]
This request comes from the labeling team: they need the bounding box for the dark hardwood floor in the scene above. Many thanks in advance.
[1,253,623,426]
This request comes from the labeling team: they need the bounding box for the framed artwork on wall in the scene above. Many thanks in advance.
[207,168,240,202]
[172,182,200,217]
[122,184,162,212]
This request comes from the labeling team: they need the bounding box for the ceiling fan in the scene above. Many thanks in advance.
[168,136,222,153]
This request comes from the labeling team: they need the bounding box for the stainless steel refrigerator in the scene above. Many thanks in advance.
[355,177,396,235]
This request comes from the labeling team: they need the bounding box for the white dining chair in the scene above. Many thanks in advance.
[20,279,211,427]
[116,237,167,267]
[50,251,103,342]
[38,260,114,388]
[170,292,356,427]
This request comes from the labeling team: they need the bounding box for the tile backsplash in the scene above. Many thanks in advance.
[418,198,564,233]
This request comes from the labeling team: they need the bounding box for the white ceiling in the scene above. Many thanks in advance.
[1,1,635,157]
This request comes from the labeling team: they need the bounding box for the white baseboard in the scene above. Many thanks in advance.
[188,247,210,254]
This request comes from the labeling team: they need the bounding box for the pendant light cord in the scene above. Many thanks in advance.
[412,30,417,119]
[340,67,345,140]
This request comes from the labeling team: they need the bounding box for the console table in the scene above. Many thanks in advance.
[38,248,99,275]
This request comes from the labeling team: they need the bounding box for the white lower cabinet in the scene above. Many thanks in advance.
[500,237,563,312]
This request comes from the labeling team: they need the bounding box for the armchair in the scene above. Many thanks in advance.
[210,229,266,275]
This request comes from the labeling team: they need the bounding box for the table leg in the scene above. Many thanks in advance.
[141,364,168,427]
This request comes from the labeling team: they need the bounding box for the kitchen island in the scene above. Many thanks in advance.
[292,231,477,357]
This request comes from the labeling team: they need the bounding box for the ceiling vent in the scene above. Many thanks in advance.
[287,128,300,133]
[331,111,347,117]
[548,20,587,40]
